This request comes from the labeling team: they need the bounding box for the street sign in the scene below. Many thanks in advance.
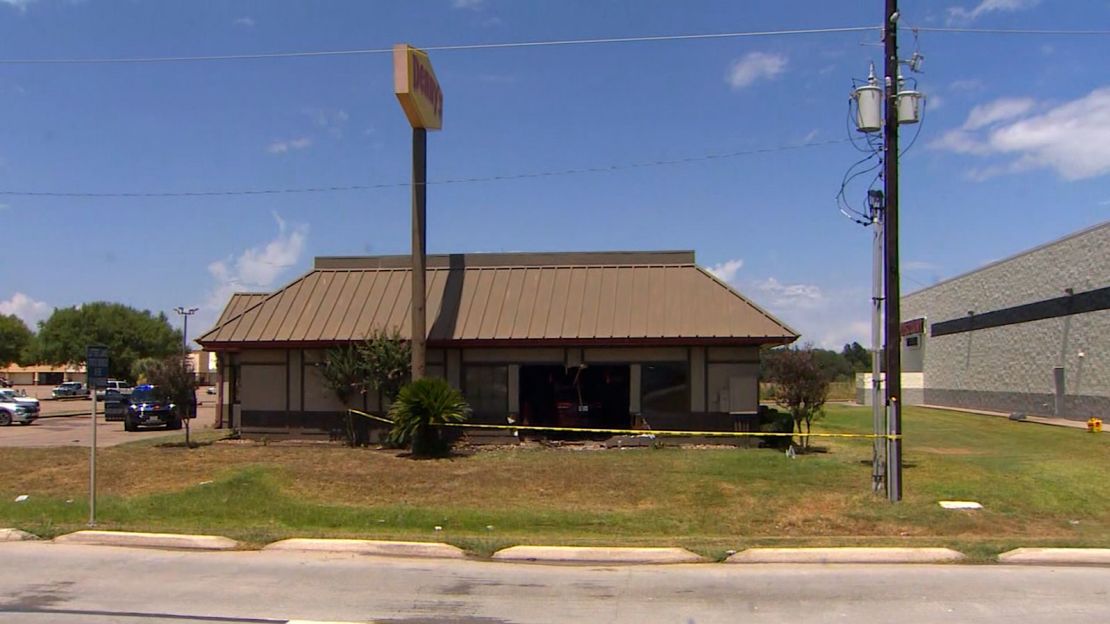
[87,346,109,389]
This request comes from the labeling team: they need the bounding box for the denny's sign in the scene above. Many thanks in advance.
[393,44,443,130]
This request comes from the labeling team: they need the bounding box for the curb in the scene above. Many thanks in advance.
[264,538,465,559]
[492,546,704,565]
[0,528,39,542]
[53,530,239,551]
[726,547,966,564]
[998,548,1110,566]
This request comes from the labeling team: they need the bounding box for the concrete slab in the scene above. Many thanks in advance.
[492,545,703,565]
[727,547,965,564]
[264,538,465,559]
[998,548,1110,566]
[0,528,38,541]
[53,530,238,550]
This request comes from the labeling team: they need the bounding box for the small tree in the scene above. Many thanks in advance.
[144,355,198,447]
[321,331,412,446]
[387,378,470,458]
[767,347,830,449]
[358,329,411,403]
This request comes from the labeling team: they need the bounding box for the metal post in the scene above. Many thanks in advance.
[88,391,96,526]
[883,0,903,502]
[871,202,885,493]
[174,306,198,446]
[411,127,428,380]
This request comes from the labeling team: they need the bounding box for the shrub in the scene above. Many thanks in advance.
[387,378,470,458]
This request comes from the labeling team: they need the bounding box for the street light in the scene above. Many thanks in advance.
[173,306,199,356]
[173,306,199,448]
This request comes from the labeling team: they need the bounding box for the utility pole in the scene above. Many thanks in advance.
[882,0,904,502]
[174,306,198,447]
[869,190,885,493]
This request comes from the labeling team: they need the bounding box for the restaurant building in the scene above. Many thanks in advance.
[198,250,798,438]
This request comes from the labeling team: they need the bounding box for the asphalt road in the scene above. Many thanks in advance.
[0,400,217,448]
[1,542,1107,623]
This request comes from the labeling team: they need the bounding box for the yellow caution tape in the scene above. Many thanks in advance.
[347,409,900,440]
[347,409,396,425]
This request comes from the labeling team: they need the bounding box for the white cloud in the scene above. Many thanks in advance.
[233,16,255,28]
[962,97,1036,130]
[0,0,38,13]
[306,108,349,138]
[0,292,52,328]
[452,0,486,9]
[726,52,787,90]
[751,277,824,310]
[201,214,308,336]
[931,87,1110,180]
[949,79,985,92]
[946,0,1039,25]
[714,264,870,349]
[707,259,744,283]
[267,137,313,154]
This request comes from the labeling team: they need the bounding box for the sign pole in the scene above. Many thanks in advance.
[89,389,96,526]
[86,345,108,527]
[411,127,428,381]
[393,42,441,382]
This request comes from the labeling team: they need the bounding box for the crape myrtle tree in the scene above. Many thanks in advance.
[144,355,198,447]
[320,329,412,446]
[766,345,830,450]
[35,302,182,382]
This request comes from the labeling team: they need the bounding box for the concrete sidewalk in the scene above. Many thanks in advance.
[920,404,1090,429]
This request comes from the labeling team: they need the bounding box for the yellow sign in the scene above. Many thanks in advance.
[393,44,443,130]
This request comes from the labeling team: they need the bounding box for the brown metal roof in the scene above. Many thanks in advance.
[214,293,270,327]
[198,252,798,348]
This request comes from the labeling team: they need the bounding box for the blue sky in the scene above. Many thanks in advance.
[0,0,1107,349]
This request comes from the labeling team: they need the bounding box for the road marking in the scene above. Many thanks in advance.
[287,620,372,624]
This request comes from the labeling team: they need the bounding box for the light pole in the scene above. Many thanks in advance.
[173,306,198,447]
[174,306,198,356]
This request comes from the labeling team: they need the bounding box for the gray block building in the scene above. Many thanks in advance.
[901,220,1109,420]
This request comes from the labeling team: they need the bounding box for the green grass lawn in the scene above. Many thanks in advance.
[1,404,1105,560]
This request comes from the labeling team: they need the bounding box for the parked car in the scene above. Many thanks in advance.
[52,381,89,399]
[0,388,40,426]
[95,380,133,400]
[124,384,183,431]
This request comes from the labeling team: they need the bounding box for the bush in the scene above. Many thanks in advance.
[386,378,470,458]
[758,406,794,450]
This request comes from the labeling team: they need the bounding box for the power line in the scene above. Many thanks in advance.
[0,26,878,65]
[0,138,849,198]
[913,26,1110,35]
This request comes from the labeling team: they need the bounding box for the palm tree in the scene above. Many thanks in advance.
[387,378,470,457]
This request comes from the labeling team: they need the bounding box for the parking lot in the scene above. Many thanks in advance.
[0,388,218,448]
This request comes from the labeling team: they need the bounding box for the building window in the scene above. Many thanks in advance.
[641,362,689,414]
[463,365,508,422]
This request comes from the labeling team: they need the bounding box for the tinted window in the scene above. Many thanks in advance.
[641,362,689,414]
[131,388,157,402]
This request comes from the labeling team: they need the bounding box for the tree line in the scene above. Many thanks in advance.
[761,341,872,383]
[0,302,183,381]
